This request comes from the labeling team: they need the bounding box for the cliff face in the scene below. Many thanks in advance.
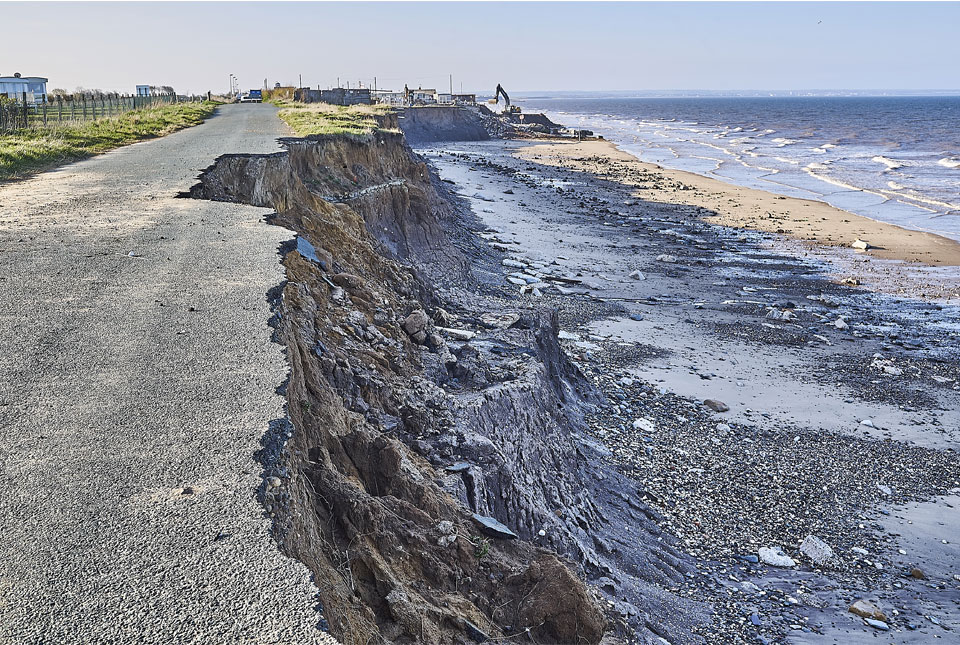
[396,106,493,144]
[188,131,705,644]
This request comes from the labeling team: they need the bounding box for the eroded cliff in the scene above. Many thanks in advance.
[187,129,706,644]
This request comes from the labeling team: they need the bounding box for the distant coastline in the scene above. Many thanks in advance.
[515,94,960,243]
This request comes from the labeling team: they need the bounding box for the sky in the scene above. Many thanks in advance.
[2,1,958,95]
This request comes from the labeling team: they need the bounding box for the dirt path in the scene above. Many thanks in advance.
[0,105,334,644]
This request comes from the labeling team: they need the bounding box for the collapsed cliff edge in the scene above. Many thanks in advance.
[185,112,707,644]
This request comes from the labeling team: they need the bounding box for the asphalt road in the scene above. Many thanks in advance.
[0,105,334,644]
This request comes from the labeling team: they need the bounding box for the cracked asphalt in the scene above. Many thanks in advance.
[0,104,335,644]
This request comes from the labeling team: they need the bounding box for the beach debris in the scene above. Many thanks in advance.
[851,239,871,250]
[436,326,476,341]
[813,293,842,307]
[860,418,875,428]
[864,618,890,631]
[461,618,490,642]
[766,308,796,321]
[870,355,903,376]
[479,312,520,328]
[833,317,849,330]
[758,546,796,568]
[632,418,656,433]
[471,513,518,539]
[876,483,892,496]
[849,599,887,622]
[799,535,836,566]
[656,254,677,263]
[910,567,927,579]
[703,399,730,413]
[629,270,646,280]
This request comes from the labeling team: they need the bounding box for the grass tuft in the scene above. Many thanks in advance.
[0,101,220,181]
[273,101,394,137]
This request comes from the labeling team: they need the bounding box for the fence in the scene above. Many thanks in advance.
[0,93,204,133]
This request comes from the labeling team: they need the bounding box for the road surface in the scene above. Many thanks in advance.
[0,105,334,643]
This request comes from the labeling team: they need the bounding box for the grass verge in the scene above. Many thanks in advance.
[272,100,394,137]
[0,101,221,181]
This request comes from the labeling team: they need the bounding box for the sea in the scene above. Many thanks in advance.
[514,94,960,242]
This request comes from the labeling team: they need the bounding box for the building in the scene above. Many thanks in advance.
[136,85,150,97]
[410,88,437,104]
[371,90,405,106]
[0,73,47,103]
[452,93,476,104]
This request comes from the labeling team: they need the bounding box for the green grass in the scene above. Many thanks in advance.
[273,101,393,137]
[0,101,221,181]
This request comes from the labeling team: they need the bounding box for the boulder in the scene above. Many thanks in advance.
[332,272,365,291]
[758,546,796,568]
[849,599,887,622]
[472,514,519,540]
[799,535,836,566]
[704,399,730,413]
[402,310,429,344]
[632,418,655,433]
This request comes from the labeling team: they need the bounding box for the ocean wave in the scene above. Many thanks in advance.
[937,157,960,169]
[872,155,904,171]
[804,166,887,199]
[774,156,801,165]
[880,187,960,213]
[771,138,800,147]
[887,181,906,190]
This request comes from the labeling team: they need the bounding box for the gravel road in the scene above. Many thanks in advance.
[0,105,335,643]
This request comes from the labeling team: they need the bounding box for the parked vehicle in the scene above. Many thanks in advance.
[240,89,262,103]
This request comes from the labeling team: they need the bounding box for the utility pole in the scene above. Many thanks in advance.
[299,74,302,89]
[374,76,377,91]
[449,74,453,97]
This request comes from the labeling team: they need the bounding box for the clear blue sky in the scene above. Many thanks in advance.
[3,1,958,94]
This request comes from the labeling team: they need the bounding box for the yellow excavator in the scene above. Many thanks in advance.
[488,83,521,114]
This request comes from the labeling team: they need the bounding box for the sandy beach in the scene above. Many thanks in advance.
[517,139,960,269]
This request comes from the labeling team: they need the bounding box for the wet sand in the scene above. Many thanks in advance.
[516,139,960,268]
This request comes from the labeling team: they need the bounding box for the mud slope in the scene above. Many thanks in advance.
[188,130,707,644]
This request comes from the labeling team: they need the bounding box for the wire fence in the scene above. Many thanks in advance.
[0,93,205,133]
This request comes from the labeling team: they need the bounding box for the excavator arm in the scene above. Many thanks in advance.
[494,83,510,107]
